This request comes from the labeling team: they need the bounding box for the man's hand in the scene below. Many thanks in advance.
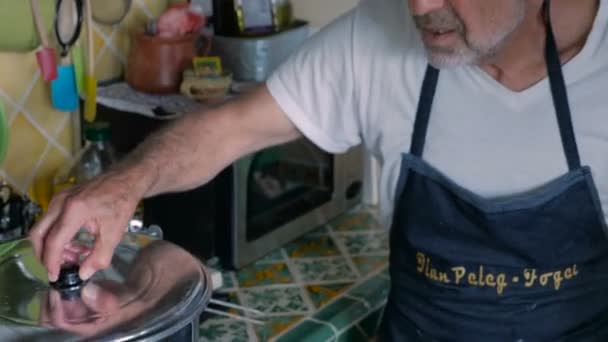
[29,170,143,282]
[28,85,299,284]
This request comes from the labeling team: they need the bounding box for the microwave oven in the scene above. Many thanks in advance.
[94,102,363,269]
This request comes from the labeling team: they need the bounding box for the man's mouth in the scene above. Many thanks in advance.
[421,28,460,45]
[429,28,454,34]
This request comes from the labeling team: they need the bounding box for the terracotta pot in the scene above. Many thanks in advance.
[126,32,211,94]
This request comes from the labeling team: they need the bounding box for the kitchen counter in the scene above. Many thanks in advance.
[199,207,389,341]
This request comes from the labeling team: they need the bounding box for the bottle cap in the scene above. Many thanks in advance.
[84,122,111,142]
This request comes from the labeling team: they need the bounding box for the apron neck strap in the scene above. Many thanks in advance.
[543,0,581,170]
[410,0,582,171]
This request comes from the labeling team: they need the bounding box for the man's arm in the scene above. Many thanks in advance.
[29,85,301,282]
[123,85,301,197]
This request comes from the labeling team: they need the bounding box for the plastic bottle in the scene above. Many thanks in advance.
[53,122,116,193]
[76,123,116,182]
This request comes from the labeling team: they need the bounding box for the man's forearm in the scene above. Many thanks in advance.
[114,86,301,199]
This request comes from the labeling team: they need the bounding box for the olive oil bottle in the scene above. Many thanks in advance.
[212,0,293,37]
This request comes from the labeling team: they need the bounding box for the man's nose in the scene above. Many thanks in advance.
[409,0,446,15]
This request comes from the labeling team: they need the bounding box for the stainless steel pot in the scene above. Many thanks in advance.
[0,231,212,342]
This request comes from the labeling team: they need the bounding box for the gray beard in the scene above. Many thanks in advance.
[424,5,526,68]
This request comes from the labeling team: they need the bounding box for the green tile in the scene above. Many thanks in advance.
[275,319,336,342]
[338,326,368,342]
[241,286,309,314]
[306,283,354,309]
[329,211,381,232]
[255,315,304,341]
[358,307,384,338]
[352,255,389,276]
[348,275,391,308]
[293,257,358,283]
[284,234,341,258]
[313,297,369,331]
[199,318,249,342]
[237,262,294,287]
[336,231,389,255]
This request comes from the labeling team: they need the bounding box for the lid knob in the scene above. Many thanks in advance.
[50,264,84,291]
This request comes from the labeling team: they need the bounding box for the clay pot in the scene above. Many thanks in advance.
[126,32,211,94]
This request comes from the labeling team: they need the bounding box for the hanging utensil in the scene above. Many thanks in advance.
[72,41,86,95]
[0,100,8,166]
[51,0,84,112]
[29,0,57,82]
[83,0,97,123]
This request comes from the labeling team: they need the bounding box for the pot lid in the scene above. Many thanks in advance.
[0,233,212,341]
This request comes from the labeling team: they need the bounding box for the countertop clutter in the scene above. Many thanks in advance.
[200,207,389,341]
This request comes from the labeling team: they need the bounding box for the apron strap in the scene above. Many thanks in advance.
[543,0,582,170]
[409,0,581,171]
[410,65,439,157]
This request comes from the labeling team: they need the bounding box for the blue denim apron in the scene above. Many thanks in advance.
[380,1,608,341]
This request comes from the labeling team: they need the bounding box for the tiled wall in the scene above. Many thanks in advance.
[0,0,178,206]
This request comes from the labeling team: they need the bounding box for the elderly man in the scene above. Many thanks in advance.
[31,0,607,340]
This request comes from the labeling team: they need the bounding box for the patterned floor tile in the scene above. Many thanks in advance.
[255,315,304,341]
[313,297,369,331]
[292,257,358,283]
[284,234,340,258]
[335,231,389,255]
[241,286,311,314]
[352,255,389,276]
[306,283,354,308]
[199,318,249,342]
[348,275,391,309]
[237,263,294,288]
[329,211,382,232]
[275,319,336,342]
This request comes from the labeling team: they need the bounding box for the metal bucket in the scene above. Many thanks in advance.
[0,232,212,342]
[211,20,310,82]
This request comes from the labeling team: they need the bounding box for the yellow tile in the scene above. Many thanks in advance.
[96,22,116,38]
[0,51,39,103]
[93,25,107,61]
[112,29,132,59]
[3,113,48,187]
[95,48,123,82]
[29,146,70,211]
[0,96,17,123]
[56,119,74,154]
[142,0,170,17]
[23,77,70,136]
[120,4,153,35]
[91,0,132,28]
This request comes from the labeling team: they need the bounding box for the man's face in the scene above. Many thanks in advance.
[410,0,527,68]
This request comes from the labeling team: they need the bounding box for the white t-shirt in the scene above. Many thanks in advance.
[267,0,608,229]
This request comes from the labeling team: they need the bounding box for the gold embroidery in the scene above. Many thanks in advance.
[416,252,451,283]
[451,265,508,295]
[415,251,579,295]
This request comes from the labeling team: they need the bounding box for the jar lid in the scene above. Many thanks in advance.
[0,233,211,341]
[84,122,112,142]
